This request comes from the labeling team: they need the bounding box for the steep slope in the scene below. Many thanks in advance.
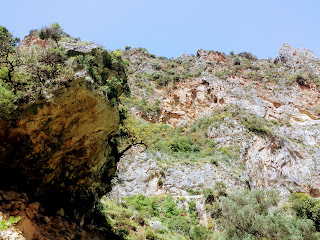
[111,43,320,200]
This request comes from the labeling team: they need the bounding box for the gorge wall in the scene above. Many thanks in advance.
[110,43,320,201]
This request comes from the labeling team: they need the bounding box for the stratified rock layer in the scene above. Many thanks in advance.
[0,79,120,224]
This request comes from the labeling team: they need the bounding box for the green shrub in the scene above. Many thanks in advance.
[233,58,241,65]
[114,228,129,238]
[164,194,179,217]
[188,201,197,215]
[288,72,320,89]
[0,83,15,117]
[126,195,159,217]
[157,178,163,188]
[247,71,264,81]
[189,116,215,132]
[0,216,21,231]
[216,189,319,239]
[210,158,219,166]
[153,72,169,88]
[38,23,64,47]
[189,225,211,240]
[215,71,226,79]
[203,188,215,204]
[159,169,165,177]
[151,62,162,70]
[238,52,258,61]
[168,136,194,152]
[145,228,158,240]
[186,188,201,196]
[0,67,10,82]
[213,181,227,199]
[240,114,272,135]
[290,192,320,231]
[0,26,20,84]
[166,216,191,235]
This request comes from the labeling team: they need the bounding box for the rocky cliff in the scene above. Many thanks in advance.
[110,43,320,201]
[0,26,128,239]
[1,24,320,238]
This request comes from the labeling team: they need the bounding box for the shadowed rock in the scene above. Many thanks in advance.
[0,79,120,225]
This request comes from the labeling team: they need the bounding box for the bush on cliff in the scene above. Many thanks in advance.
[213,189,320,239]
[0,25,20,84]
[38,23,64,47]
[0,82,15,117]
[290,192,320,232]
[0,24,129,116]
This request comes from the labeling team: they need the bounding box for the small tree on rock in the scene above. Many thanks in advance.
[39,23,64,47]
[0,26,20,83]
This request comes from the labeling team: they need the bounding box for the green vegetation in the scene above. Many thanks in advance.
[22,45,71,84]
[238,52,258,61]
[121,96,160,116]
[118,114,227,164]
[74,48,128,100]
[0,24,128,118]
[103,189,320,239]
[38,23,64,47]
[190,106,279,136]
[118,104,280,166]
[0,25,20,84]
[288,72,320,90]
[0,216,21,231]
[290,193,320,231]
[0,82,15,117]
[215,190,319,239]
[102,194,215,240]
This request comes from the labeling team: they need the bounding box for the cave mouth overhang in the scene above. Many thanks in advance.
[0,80,120,225]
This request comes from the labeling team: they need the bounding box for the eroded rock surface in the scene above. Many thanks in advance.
[109,146,246,200]
[0,79,120,224]
[279,42,320,73]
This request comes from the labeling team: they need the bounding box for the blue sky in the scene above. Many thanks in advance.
[1,0,319,59]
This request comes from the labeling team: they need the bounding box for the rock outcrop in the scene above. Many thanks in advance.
[0,79,120,224]
[17,30,51,51]
[279,42,320,73]
[62,41,101,55]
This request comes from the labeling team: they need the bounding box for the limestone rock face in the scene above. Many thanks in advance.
[243,135,320,197]
[0,79,120,223]
[62,41,101,55]
[109,146,246,200]
[279,42,319,72]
